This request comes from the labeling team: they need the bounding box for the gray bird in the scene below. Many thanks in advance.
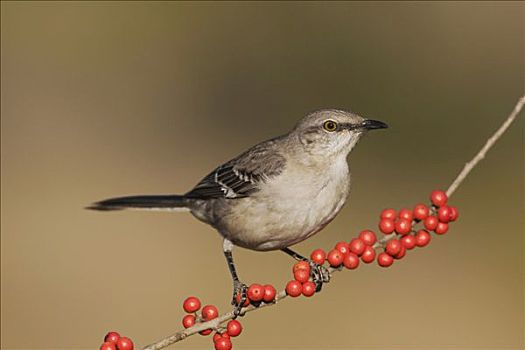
[89,109,387,314]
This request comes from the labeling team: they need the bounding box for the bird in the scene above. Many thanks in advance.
[88,109,388,314]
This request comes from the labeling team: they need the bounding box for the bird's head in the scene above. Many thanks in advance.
[291,109,388,158]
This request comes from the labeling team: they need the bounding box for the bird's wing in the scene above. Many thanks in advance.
[185,140,286,199]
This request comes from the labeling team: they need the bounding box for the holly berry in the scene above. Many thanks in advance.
[380,208,396,220]
[199,329,213,336]
[213,332,228,343]
[293,261,310,274]
[235,292,250,307]
[379,218,395,234]
[104,332,120,344]
[342,252,359,269]
[285,280,303,297]
[214,337,232,350]
[349,238,366,256]
[302,281,316,297]
[226,319,243,337]
[413,204,429,221]
[335,241,350,255]
[398,208,413,221]
[182,296,201,313]
[415,230,431,247]
[361,246,376,263]
[263,284,276,302]
[116,337,134,350]
[385,239,402,256]
[424,216,439,231]
[100,342,116,350]
[435,222,449,235]
[437,206,451,223]
[448,206,459,222]
[430,190,448,207]
[394,245,406,260]
[293,269,310,283]
[377,252,394,267]
[247,284,264,302]
[310,249,326,264]
[327,249,344,267]
[359,230,377,246]
[202,305,219,320]
[400,235,417,250]
[182,314,196,328]
[395,218,412,235]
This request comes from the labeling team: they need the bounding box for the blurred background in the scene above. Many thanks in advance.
[1,1,523,349]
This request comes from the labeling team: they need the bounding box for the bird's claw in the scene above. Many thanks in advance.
[309,261,330,292]
[231,281,248,317]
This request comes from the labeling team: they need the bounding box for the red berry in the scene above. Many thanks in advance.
[292,261,310,274]
[247,284,264,301]
[235,292,250,307]
[302,281,316,297]
[182,296,201,313]
[100,342,116,350]
[214,337,232,350]
[104,332,120,344]
[394,245,406,259]
[415,230,431,247]
[380,208,396,220]
[263,284,276,302]
[437,206,451,223]
[424,216,439,231]
[342,252,360,269]
[395,218,412,235]
[377,252,394,267]
[430,190,448,207]
[358,230,377,246]
[400,235,416,250]
[202,305,219,320]
[413,204,429,221]
[379,218,395,234]
[213,332,223,342]
[327,249,344,267]
[335,241,350,255]
[398,208,413,221]
[361,246,376,263]
[385,239,402,256]
[293,269,310,283]
[226,319,243,337]
[116,337,134,350]
[310,249,326,264]
[448,206,459,222]
[349,238,366,256]
[435,222,449,235]
[182,314,196,328]
[285,280,303,297]
[199,328,212,336]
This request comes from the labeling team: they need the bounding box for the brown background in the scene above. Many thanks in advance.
[1,2,524,349]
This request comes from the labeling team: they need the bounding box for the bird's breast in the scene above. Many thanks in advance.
[218,157,350,251]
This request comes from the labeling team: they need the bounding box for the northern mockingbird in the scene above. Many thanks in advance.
[89,109,387,314]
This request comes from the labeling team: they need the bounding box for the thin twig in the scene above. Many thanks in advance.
[141,96,525,350]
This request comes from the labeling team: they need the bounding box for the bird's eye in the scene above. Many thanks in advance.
[323,120,338,132]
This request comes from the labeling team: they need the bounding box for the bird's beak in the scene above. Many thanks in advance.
[361,119,388,130]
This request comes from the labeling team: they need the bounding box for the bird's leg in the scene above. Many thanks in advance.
[223,239,247,317]
[281,247,330,292]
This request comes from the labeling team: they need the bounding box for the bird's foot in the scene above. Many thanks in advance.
[231,281,248,317]
[309,261,331,292]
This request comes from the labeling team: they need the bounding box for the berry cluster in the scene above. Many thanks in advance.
[100,332,134,350]
[181,290,274,350]
[283,190,459,298]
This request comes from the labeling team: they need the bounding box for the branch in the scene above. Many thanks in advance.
[141,96,525,350]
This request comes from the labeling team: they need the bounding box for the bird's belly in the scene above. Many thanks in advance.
[218,171,350,251]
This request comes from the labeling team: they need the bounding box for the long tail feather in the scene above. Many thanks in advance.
[87,195,189,211]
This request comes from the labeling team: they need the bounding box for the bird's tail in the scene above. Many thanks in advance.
[87,195,190,211]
